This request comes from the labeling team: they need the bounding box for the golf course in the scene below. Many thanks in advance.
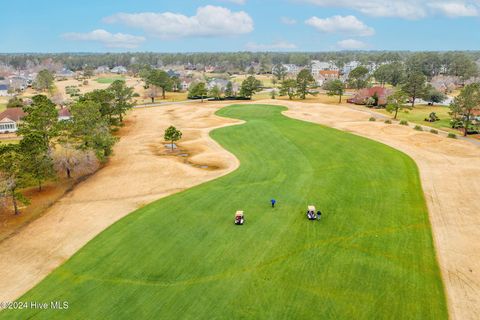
[0,104,447,319]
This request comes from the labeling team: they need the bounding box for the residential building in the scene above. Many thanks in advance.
[56,68,76,78]
[95,66,111,74]
[314,70,340,86]
[207,78,229,90]
[343,61,361,75]
[311,60,339,76]
[0,84,9,96]
[111,66,128,74]
[0,108,25,133]
[0,107,72,133]
[347,87,392,106]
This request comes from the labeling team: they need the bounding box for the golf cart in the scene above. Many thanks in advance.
[307,205,317,220]
[235,211,245,225]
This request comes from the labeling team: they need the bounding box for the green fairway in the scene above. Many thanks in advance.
[95,76,125,84]
[0,104,447,319]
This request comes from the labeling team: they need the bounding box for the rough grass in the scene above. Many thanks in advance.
[0,105,447,320]
[377,105,455,132]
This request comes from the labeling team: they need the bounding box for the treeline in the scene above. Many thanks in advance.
[1,51,479,73]
[0,80,134,215]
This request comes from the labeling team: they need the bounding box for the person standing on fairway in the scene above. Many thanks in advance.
[271,199,276,208]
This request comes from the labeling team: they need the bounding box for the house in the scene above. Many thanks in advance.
[207,78,229,90]
[7,76,28,91]
[0,108,26,133]
[111,66,128,74]
[272,64,300,76]
[0,84,10,96]
[347,87,392,106]
[0,107,72,133]
[204,65,216,73]
[95,66,111,74]
[311,60,339,76]
[56,68,76,78]
[315,70,340,86]
[167,69,181,78]
[343,61,360,75]
[58,107,71,121]
[180,79,192,91]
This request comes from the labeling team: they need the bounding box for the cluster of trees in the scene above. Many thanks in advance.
[2,51,478,77]
[278,70,317,100]
[449,83,480,136]
[0,80,134,215]
[188,76,262,101]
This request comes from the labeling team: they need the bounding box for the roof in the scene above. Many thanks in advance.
[308,205,316,211]
[319,70,339,76]
[58,107,71,117]
[0,107,26,122]
[356,86,389,98]
[235,211,244,217]
[0,84,9,90]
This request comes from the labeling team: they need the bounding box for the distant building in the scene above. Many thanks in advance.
[0,108,25,133]
[111,66,128,74]
[272,64,300,76]
[56,68,76,78]
[311,60,339,77]
[343,61,361,75]
[207,78,229,90]
[180,79,192,91]
[347,86,392,106]
[0,84,9,96]
[95,66,111,74]
[58,107,71,121]
[204,66,216,73]
[0,107,72,133]
[314,70,340,86]
[167,69,181,78]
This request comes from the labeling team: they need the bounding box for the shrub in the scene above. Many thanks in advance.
[430,129,438,134]
[448,133,457,139]
[400,120,409,126]
[384,119,392,124]
[414,125,423,131]
[369,117,376,122]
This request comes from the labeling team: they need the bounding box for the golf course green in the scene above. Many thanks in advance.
[0,104,447,319]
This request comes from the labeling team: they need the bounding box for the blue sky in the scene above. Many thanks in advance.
[1,0,480,52]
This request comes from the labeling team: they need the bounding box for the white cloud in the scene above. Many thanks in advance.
[428,2,478,17]
[305,15,374,36]
[281,16,297,25]
[62,29,145,48]
[104,6,254,39]
[245,41,297,51]
[299,0,480,19]
[337,39,367,50]
[217,0,246,4]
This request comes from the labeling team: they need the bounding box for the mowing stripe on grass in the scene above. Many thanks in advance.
[0,104,447,319]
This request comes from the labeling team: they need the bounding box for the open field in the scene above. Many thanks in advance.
[0,103,6,112]
[374,105,455,132]
[0,104,446,319]
[95,75,126,84]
